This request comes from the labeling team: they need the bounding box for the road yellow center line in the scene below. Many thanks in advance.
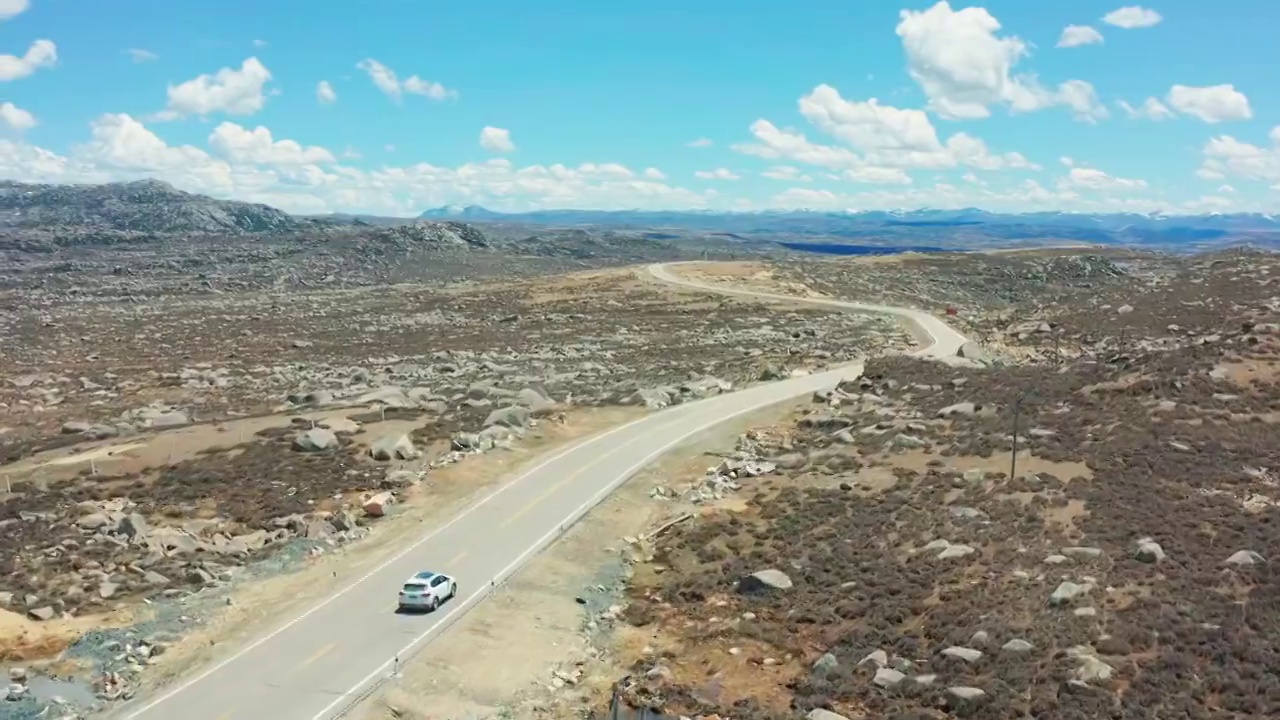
[300,642,336,668]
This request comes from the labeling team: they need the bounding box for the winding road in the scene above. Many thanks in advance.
[109,262,967,720]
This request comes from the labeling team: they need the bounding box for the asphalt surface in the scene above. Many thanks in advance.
[109,263,967,720]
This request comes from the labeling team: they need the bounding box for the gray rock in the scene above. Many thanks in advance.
[369,434,419,461]
[938,544,976,560]
[483,405,530,429]
[27,606,55,621]
[807,710,852,720]
[1225,550,1264,566]
[1073,655,1114,683]
[957,342,990,363]
[1061,546,1103,559]
[77,512,113,531]
[739,569,793,593]
[812,652,839,676]
[117,512,150,539]
[941,646,984,663]
[1135,538,1165,563]
[858,649,888,667]
[1002,638,1034,653]
[152,411,190,429]
[947,686,987,702]
[293,428,340,452]
[937,401,977,418]
[892,433,926,449]
[873,667,906,687]
[1050,581,1088,606]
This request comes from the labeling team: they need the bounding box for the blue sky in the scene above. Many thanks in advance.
[2,0,1278,215]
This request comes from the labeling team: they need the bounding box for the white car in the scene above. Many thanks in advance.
[397,570,457,613]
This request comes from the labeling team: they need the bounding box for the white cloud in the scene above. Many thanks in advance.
[1198,126,1280,183]
[356,58,456,103]
[1059,166,1149,191]
[0,0,28,20]
[1102,6,1163,29]
[694,167,740,181]
[316,81,337,105]
[208,122,335,165]
[479,126,515,153]
[0,39,56,82]
[0,113,716,216]
[1166,84,1252,123]
[252,39,269,48]
[127,48,158,64]
[1218,184,1236,194]
[895,2,1104,122]
[1058,25,1104,48]
[1056,80,1110,123]
[1118,97,1174,120]
[643,167,666,180]
[844,166,912,185]
[404,76,455,100]
[733,84,1039,184]
[0,101,34,131]
[761,165,812,182]
[158,57,272,120]
[687,138,713,148]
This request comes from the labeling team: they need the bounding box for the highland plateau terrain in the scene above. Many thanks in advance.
[1,181,1278,720]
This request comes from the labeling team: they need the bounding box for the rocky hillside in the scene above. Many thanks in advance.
[0,179,300,238]
[0,179,758,294]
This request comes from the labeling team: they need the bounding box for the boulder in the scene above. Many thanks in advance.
[152,411,190,429]
[369,434,419,461]
[294,428,340,452]
[363,492,396,517]
[484,405,530,429]
[739,569,793,593]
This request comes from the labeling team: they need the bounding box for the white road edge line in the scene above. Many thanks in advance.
[311,371,858,720]
[118,406,689,720]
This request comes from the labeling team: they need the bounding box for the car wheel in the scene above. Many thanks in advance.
[449,582,457,600]
[429,596,438,612]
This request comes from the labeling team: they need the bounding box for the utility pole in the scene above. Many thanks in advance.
[1010,388,1035,482]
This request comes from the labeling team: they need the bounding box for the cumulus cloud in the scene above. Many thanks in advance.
[1058,25,1104,48]
[1059,166,1149,191]
[694,168,740,180]
[356,58,456,103]
[1198,126,1280,183]
[0,0,28,20]
[1166,84,1252,123]
[1102,6,1163,29]
[643,167,666,180]
[316,81,337,105]
[761,166,812,182]
[895,2,1105,122]
[1118,97,1175,120]
[479,126,515,153]
[208,122,335,165]
[0,113,715,216]
[732,84,1038,185]
[127,48,158,64]
[0,39,56,82]
[156,57,272,120]
[0,101,35,131]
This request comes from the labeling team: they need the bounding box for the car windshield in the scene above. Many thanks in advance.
[401,583,428,593]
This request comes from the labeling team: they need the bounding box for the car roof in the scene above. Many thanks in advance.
[406,570,442,582]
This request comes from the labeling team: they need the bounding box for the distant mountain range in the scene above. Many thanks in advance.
[420,205,1280,250]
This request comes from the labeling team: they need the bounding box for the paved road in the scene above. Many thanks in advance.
[110,263,966,720]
